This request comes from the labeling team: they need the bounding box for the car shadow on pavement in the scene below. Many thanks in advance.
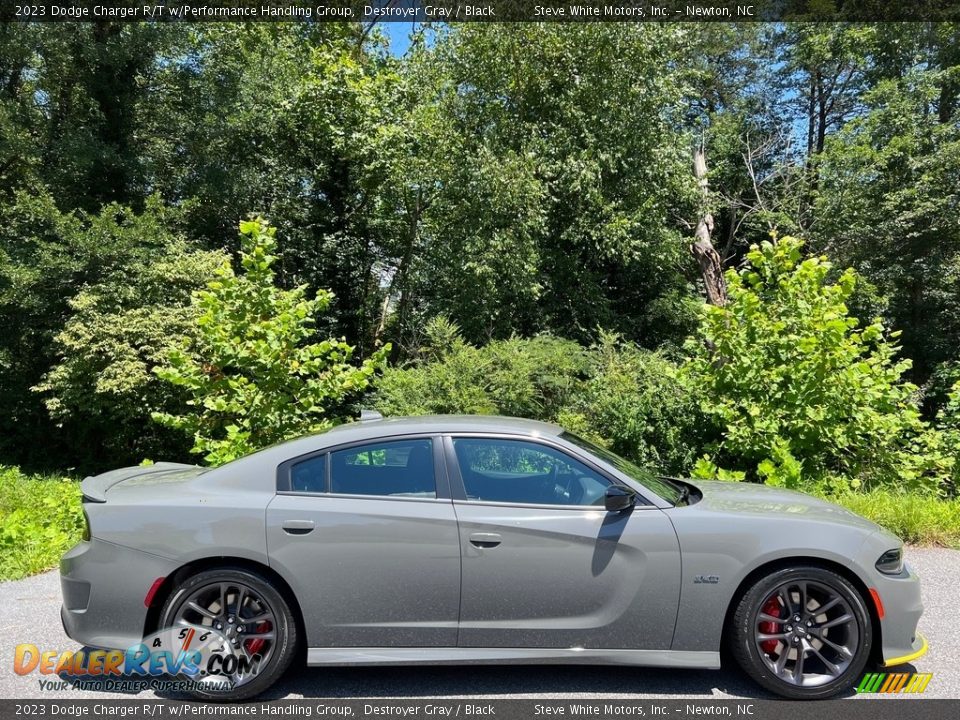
[52,647,857,701]
[257,665,784,701]
[55,662,866,701]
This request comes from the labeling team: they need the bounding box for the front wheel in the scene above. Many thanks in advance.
[158,566,299,701]
[730,566,873,699]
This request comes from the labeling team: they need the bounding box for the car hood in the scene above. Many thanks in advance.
[684,479,882,534]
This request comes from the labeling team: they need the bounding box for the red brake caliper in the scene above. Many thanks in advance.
[244,621,271,656]
[759,596,782,654]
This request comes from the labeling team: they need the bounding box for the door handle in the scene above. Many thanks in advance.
[469,533,502,548]
[282,520,315,535]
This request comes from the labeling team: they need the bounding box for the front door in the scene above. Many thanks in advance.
[266,435,461,648]
[448,435,681,649]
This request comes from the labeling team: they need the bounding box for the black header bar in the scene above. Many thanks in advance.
[4,1,960,23]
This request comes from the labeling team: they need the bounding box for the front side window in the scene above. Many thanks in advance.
[330,439,436,498]
[453,438,610,506]
[560,432,685,506]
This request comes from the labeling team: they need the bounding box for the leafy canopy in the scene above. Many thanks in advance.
[685,236,951,493]
[152,218,388,465]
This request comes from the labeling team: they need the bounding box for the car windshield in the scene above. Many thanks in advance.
[560,432,686,506]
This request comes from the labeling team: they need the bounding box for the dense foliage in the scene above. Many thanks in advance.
[685,237,952,493]
[153,219,389,466]
[0,21,957,501]
[375,319,709,476]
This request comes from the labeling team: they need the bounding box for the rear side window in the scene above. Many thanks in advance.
[290,454,326,493]
[453,438,610,506]
[330,439,436,498]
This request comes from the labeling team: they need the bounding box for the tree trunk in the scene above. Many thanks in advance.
[690,144,727,307]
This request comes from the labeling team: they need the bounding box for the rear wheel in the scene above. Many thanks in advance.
[159,567,299,701]
[730,566,872,699]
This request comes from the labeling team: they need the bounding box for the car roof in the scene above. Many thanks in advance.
[232,414,565,470]
[325,414,563,441]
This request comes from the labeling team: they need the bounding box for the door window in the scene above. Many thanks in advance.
[329,439,436,498]
[290,454,327,493]
[453,438,610,506]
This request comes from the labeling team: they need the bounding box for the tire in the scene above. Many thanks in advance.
[729,565,872,699]
[158,566,299,701]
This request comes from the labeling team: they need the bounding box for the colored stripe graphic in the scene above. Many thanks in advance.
[857,672,932,694]
[857,673,885,693]
[904,674,933,693]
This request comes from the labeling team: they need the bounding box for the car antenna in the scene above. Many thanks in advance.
[359,409,383,423]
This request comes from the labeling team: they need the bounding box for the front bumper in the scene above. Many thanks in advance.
[869,555,927,668]
[60,539,176,650]
[882,632,928,667]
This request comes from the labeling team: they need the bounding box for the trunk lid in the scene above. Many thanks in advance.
[80,463,204,502]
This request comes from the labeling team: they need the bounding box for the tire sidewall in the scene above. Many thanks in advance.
[731,566,873,700]
[158,567,298,702]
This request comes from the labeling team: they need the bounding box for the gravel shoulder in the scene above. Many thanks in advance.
[1,547,955,700]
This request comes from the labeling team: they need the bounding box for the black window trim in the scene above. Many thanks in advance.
[276,433,452,501]
[443,433,656,510]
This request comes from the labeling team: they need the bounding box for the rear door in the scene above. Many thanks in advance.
[447,434,681,650]
[266,434,461,647]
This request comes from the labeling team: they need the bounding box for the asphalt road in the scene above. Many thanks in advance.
[1,548,956,700]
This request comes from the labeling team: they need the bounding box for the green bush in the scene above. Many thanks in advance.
[375,320,706,475]
[684,236,952,493]
[375,317,590,419]
[0,467,83,581]
[153,218,389,465]
[559,332,712,474]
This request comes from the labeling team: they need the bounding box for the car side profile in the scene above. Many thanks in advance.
[60,414,926,701]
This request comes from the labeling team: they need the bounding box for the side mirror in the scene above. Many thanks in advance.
[605,485,637,512]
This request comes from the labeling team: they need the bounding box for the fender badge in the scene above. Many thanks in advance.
[694,575,720,584]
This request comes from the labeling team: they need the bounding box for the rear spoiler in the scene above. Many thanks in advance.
[80,463,198,503]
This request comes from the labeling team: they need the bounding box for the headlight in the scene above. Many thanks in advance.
[876,548,903,575]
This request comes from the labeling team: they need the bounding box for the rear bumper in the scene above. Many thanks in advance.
[60,539,175,650]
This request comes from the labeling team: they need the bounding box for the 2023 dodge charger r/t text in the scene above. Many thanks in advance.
[60,414,926,701]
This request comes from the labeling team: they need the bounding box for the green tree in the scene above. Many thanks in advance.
[152,218,389,465]
[684,236,950,493]
[388,24,699,347]
[814,62,960,381]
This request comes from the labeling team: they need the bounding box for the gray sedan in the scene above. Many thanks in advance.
[60,414,926,701]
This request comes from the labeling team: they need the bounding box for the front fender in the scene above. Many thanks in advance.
[665,507,876,652]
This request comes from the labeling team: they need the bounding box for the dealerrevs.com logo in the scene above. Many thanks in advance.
[13,625,263,691]
[856,672,933,694]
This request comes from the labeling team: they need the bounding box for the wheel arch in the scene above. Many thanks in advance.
[142,555,306,655]
[720,556,883,663]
